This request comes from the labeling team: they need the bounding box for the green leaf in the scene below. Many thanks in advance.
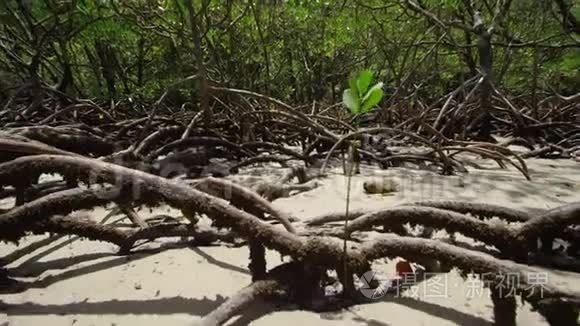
[343,89,360,114]
[348,75,359,99]
[356,70,373,96]
[361,82,384,112]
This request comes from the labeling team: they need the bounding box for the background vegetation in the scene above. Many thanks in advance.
[1,0,578,107]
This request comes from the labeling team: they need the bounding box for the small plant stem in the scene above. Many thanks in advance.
[342,141,356,296]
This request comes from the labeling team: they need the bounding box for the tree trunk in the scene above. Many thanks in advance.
[185,0,212,124]
[470,12,494,141]
[95,40,117,99]
[136,37,145,87]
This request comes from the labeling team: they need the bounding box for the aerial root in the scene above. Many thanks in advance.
[2,156,580,325]
[252,180,319,201]
[133,126,184,156]
[229,155,290,171]
[197,279,287,326]
[521,144,570,159]
[346,206,513,246]
[200,234,580,325]
[309,201,580,257]
[0,135,79,159]
[249,164,321,201]
[4,126,114,157]
[360,234,580,309]
[517,202,580,240]
[305,208,371,226]
[515,202,580,253]
[0,155,367,273]
[198,261,332,326]
[319,127,455,174]
[409,200,536,222]
[0,187,118,241]
[27,214,238,250]
[443,145,530,180]
[191,177,297,233]
[241,141,309,162]
[147,136,246,161]
[279,165,318,184]
[233,193,268,281]
[490,286,517,326]
[30,214,129,247]
[118,203,148,228]
[249,240,267,281]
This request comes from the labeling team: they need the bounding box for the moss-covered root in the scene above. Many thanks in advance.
[408,200,535,222]
[361,234,580,308]
[193,177,296,233]
[347,206,514,250]
[305,209,370,226]
[0,155,307,261]
[148,136,245,161]
[32,215,238,251]
[31,215,130,247]
[0,135,80,158]
[252,180,319,201]
[133,126,184,157]
[0,187,116,241]
[516,202,580,252]
[279,165,311,183]
[197,279,285,326]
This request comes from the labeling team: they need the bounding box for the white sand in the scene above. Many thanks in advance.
[1,157,580,325]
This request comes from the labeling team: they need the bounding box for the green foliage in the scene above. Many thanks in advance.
[558,50,580,75]
[342,70,384,115]
[0,0,577,101]
[423,0,459,9]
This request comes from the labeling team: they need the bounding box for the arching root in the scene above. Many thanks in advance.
[197,279,286,326]
[409,200,536,222]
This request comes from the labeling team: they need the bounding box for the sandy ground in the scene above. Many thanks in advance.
[1,155,580,326]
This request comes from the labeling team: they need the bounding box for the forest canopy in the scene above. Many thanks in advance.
[1,0,579,105]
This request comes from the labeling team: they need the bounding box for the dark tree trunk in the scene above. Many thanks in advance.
[84,45,104,97]
[470,12,495,141]
[95,40,117,99]
[490,287,517,326]
[185,0,212,124]
[136,37,145,87]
